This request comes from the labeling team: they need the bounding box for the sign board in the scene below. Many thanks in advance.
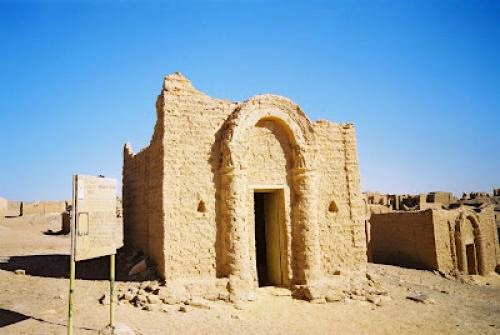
[72,175,123,261]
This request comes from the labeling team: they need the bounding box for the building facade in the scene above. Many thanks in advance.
[369,207,499,275]
[123,73,366,300]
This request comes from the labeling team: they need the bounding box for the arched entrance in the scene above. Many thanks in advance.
[217,96,322,297]
[454,213,485,275]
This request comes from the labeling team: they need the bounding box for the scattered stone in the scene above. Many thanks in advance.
[234,301,247,310]
[99,322,135,335]
[139,281,150,290]
[14,269,25,275]
[231,314,240,320]
[325,291,344,302]
[179,305,188,313]
[353,289,364,296]
[350,294,366,302]
[406,293,435,304]
[136,294,148,304]
[143,304,160,312]
[146,282,159,293]
[218,293,230,302]
[367,295,383,306]
[147,295,161,304]
[127,287,138,296]
[190,298,211,309]
[123,292,135,301]
[204,293,219,301]
[162,295,180,305]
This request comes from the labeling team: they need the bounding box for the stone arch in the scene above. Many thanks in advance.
[217,95,321,297]
[454,211,486,275]
[220,95,314,172]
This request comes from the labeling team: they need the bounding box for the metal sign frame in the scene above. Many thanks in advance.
[67,174,117,335]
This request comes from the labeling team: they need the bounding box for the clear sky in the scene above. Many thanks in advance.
[0,0,498,201]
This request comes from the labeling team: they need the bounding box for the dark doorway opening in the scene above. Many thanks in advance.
[254,191,283,287]
[466,243,478,275]
[254,193,269,286]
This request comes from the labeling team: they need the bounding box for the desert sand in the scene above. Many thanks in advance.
[0,217,499,335]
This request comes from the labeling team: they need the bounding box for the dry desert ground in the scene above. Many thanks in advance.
[0,216,499,335]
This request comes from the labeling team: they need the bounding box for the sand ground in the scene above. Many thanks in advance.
[0,217,499,335]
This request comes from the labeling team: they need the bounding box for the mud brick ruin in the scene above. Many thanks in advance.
[123,73,367,301]
[365,190,500,274]
[0,197,6,223]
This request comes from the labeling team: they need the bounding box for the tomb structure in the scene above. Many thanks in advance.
[123,73,367,301]
[369,207,500,275]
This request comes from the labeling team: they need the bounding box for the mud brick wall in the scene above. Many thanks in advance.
[0,197,6,220]
[123,73,367,294]
[314,121,366,276]
[369,210,438,270]
[21,201,66,216]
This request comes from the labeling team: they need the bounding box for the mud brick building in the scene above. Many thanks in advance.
[369,207,500,275]
[123,73,366,300]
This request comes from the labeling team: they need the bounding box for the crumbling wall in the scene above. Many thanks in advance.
[159,74,233,280]
[21,201,66,215]
[475,207,500,272]
[370,210,438,270]
[123,98,165,275]
[432,210,459,273]
[6,201,21,217]
[315,121,366,276]
[370,208,499,275]
[0,197,7,222]
[123,73,367,298]
[427,192,455,206]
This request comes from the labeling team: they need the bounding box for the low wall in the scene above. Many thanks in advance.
[6,201,22,217]
[0,197,7,221]
[21,201,67,215]
[369,210,439,270]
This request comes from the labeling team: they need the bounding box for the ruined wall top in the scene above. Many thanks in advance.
[126,72,356,159]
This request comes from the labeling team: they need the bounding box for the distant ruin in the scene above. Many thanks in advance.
[123,73,366,301]
[0,197,6,222]
[365,189,500,274]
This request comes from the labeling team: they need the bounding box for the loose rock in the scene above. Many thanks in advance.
[406,293,435,304]
[128,259,147,276]
[147,295,161,304]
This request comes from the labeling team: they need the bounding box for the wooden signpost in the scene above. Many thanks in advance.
[68,175,123,335]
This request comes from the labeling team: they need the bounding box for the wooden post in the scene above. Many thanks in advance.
[68,175,77,335]
[110,253,116,332]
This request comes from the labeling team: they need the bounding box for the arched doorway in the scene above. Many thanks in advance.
[217,96,322,296]
[455,213,485,275]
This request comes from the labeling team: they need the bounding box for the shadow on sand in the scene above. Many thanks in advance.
[0,254,132,281]
[0,308,30,328]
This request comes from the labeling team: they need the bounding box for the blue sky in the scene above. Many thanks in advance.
[0,0,498,201]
